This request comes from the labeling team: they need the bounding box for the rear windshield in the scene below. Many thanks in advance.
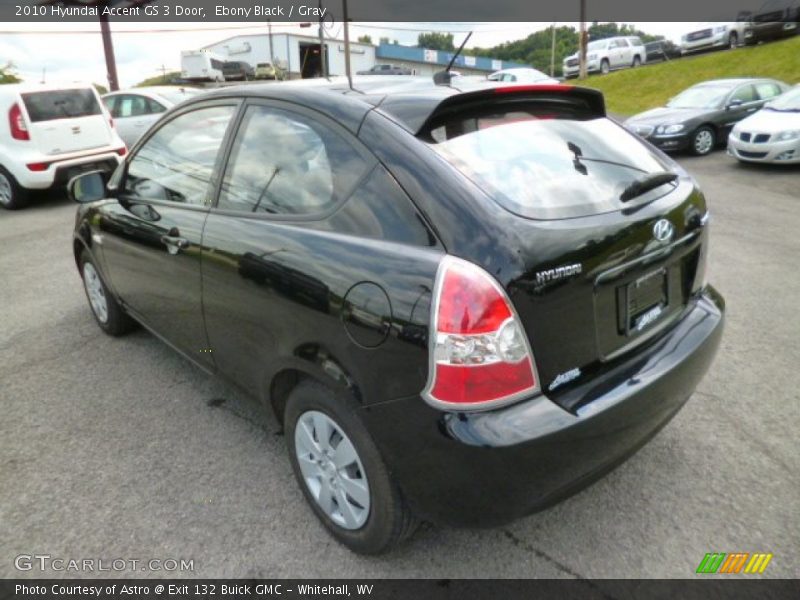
[426,103,675,220]
[22,89,101,123]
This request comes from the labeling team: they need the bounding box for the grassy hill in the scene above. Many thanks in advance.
[576,36,800,116]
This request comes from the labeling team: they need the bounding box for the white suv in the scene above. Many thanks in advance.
[0,84,126,209]
[563,36,646,78]
[680,22,747,54]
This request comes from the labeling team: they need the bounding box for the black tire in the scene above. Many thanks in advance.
[0,166,29,210]
[690,126,717,156]
[632,55,641,67]
[600,59,610,75]
[285,380,418,554]
[79,251,135,336]
[729,32,738,49]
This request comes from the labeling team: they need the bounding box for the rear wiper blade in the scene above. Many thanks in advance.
[619,171,678,203]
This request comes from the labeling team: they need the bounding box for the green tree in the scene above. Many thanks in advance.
[0,62,21,84]
[357,35,373,45]
[379,36,390,45]
[417,32,455,51]
[93,83,108,95]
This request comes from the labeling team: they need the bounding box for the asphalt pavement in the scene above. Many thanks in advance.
[1,151,798,579]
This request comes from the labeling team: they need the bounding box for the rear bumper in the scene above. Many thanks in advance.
[360,287,724,527]
[14,151,122,190]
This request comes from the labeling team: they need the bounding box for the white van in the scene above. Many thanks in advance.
[181,50,226,83]
[0,84,126,209]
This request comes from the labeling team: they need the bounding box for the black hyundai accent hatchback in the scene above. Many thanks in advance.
[70,80,724,554]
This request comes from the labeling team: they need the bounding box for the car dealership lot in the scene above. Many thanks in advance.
[1,152,798,579]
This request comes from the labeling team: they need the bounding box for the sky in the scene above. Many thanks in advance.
[0,21,694,88]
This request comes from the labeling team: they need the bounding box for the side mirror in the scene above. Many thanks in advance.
[67,170,107,204]
[727,98,744,110]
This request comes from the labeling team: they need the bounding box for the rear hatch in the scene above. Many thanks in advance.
[422,86,709,412]
[21,88,113,156]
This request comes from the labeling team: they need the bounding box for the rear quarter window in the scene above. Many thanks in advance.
[22,89,102,122]
[425,102,676,220]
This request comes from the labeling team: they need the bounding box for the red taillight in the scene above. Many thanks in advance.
[9,103,30,141]
[26,162,49,172]
[423,257,539,409]
[115,146,127,156]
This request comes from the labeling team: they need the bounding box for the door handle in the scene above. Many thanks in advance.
[161,228,189,254]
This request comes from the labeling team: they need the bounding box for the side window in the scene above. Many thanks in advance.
[755,82,781,100]
[124,105,235,206]
[113,94,151,118]
[218,105,371,215]
[731,85,757,104]
[147,98,167,114]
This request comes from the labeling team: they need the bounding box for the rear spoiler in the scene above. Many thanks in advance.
[375,84,606,136]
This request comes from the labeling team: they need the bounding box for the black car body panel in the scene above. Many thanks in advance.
[362,288,723,526]
[73,80,724,528]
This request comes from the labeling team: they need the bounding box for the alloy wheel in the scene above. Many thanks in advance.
[83,263,109,323]
[694,130,714,155]
[294,410,370,530]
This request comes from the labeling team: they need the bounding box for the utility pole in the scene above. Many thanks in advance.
[160,64,167,83]
[268,19,275,63]
[550,23,556,77]
[317,0,327,77]
[99,0,119,91]
[578,0,588,80]
[342,0,352,88]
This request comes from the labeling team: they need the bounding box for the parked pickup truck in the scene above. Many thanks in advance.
[357,64,412,75]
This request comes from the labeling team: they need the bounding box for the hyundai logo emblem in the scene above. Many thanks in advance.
[653,219,674,243]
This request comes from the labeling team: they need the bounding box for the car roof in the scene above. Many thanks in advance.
[103,86,200,99]
[189,76,604,135]
[694,78,775,87]
[0,82,97,95]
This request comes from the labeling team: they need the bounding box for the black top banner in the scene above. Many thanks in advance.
[1,0,793,22]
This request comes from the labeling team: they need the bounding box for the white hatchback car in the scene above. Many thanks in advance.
[488,68,558,84]
[728,86,800,164]
[0,84,125,210]
[102,86,202,149]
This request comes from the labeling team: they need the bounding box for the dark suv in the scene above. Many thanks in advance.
[744,0,800,43]
[69,81,724,554]
[222,60,255,81]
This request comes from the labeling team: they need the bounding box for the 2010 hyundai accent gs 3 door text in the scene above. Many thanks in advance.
[70,81,725,554]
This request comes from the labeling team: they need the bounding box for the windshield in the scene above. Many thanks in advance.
[667,85,731,109]
[427,106,675,220]
[22,89,101,122]
[765,87,800,111]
